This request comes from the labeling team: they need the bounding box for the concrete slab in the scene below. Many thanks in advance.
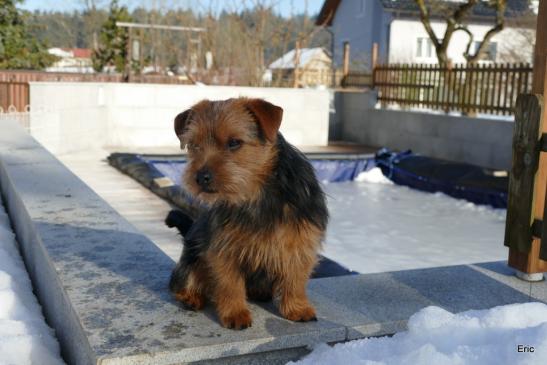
[309,261,546,340]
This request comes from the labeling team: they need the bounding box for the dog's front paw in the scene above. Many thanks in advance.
[174,288,205,311]
[220,309,253,330]
[281,305,317,322]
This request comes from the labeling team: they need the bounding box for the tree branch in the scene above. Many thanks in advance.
[454,25,474,61]
[415,0,441,48]
[467,0,506,63]
[442,0,478,51]
[416,0,478,66]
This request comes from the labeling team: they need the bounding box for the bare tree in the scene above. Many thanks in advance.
[416,0,508,65]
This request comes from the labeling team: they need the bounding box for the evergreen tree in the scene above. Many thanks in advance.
[92,0,131,74]
[0,0,56,69]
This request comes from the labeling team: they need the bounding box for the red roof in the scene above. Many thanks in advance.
[62,48,93,59]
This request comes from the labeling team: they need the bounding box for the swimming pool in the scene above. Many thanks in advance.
[107,151,508,275]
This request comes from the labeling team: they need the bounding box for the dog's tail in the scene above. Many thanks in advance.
[165,209,194,237]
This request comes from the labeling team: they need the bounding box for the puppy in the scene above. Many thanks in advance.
[166,97,328,330]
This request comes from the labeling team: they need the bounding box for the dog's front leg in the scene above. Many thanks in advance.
[277,256,317,322]
[208,252,252,330]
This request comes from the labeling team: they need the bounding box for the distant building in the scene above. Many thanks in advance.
[316,0,535,71]
[267,47,332,87]
[47,48,94,73]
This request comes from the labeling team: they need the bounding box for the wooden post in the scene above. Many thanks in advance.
[507,0,547,280]
[293,40,301,88]
[342,41,350,77]
[371,42,378,71]
[125,27,132,83]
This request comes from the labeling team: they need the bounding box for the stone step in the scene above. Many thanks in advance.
[0,121,357,365]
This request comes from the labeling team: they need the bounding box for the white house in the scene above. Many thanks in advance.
[47,48,94,73]
[316,0,536,70]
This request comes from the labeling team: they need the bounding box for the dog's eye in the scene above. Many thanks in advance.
[227,138,242,151]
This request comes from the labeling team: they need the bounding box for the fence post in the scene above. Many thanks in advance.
[293,40,301,88]
[506,0,547,281]
[371,42,378,71]
[343,41,350,78]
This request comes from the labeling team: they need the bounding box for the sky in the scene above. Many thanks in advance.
[18,0,324,17]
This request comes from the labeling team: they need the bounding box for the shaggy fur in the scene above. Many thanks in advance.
[166,97,328,330]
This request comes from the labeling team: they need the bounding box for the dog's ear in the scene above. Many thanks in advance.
[245,99,283,142]
[174,109,193,148]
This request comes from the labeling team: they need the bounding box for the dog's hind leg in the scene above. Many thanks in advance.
[171,260,208,311]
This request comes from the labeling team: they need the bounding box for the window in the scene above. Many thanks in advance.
[416,37,435,59]
[426,39,433,57]
[473,41,497,61]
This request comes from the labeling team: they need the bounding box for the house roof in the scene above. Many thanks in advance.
[268,48,330,69]
[48,48,93,59]
[48,48,72,58]
[380,0,530,18]
[68,48,93,59]
[316,0,341,26]
[316,0,532,26]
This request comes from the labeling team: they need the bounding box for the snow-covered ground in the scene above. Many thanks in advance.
[323,168,507,273]
[0,200,64,365]
[383,103,515,122]
[291,302,547,365]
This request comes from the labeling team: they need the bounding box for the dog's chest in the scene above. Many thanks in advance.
[212,218,321,271]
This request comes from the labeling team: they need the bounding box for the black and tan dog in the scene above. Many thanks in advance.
[165,97,328,329]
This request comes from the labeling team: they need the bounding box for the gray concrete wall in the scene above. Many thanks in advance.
[332,91,514,170]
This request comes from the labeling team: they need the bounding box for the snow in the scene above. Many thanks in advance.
[291,302,547,365]
[382,103,515,122]
[323,168,507,273]
[0,201,64,365]
[354,167,393,184]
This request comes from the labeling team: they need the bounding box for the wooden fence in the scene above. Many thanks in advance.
[0,70,192,112]
[0,81,29,112]
[341,72,373,88]
[269,68,336,88]
[372,63,533,115]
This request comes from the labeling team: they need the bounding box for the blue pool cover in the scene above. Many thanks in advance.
[147,157,374,185]
[108,149,508,213]
[375,149,508,208]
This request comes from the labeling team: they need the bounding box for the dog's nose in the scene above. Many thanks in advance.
[196,168,213,188]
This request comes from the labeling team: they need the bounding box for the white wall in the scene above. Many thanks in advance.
[29,82,330,154]
[389,19,534,64]
[29,83,107,154]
